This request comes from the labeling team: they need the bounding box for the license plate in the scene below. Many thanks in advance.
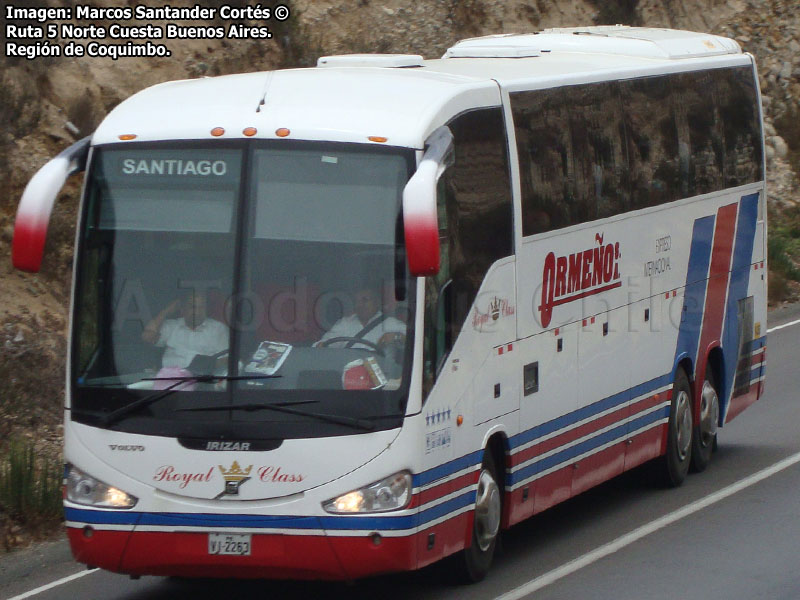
[208,533,251,556]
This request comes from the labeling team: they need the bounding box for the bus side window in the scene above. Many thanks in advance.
[674,70,725,197]
[423,178,453,399]
[512,87,576,235]
[422,107,513,400]
[620,76,681,210]
[715,67,764,187]
[569,81,630,220]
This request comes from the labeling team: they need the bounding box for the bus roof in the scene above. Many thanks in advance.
[92,26,751,149]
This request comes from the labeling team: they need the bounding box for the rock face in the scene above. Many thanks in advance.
[0,0,797,447]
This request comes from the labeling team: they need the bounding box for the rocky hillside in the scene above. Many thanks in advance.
[0,0,798,519]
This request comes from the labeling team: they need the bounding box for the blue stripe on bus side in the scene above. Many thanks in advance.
[721,193,759,403]
[674,214,716,370]
[65,507,141,526]
[509,372,671,452]
[413,450,483,488]
[66,490,476,532]
[508,407,669,486]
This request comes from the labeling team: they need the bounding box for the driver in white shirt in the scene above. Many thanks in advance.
[316,287,405,350]
[142,291,228,368]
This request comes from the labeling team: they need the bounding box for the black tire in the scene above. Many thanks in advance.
[657,367,693,487]
[691,368,719,472]
[459,451,502,583]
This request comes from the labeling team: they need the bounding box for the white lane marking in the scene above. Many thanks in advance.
[496,450,800,600]
[767,317,800,333]
[6,568,98,600]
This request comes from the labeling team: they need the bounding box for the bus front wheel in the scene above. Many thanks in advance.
[460,452,501,582]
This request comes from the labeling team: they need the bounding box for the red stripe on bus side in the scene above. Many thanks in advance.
[750,349,765,367]
[408,470,478,510]
[509,392,667,469]
[726,380,762,423]
[696,203,738,374]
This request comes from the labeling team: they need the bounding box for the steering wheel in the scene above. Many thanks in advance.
[318,337,384,356]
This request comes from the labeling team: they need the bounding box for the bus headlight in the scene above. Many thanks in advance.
[66,465,137,509]
[323,471,412,514]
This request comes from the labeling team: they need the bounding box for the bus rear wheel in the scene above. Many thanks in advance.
[658,366,693,487]
[460,452,501,582]
[691,369,719,472]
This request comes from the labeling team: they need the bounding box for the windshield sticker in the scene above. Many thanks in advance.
[245,341,292,376]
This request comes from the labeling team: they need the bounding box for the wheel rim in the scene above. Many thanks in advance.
[675,390,692,461]
[474,469,501,552]
[699,380,719,448]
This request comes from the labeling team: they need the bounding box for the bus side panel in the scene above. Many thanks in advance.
[508,321,579,524]
[571,308,629,497]
[509,189,762,524]
[721,192,765,422]
[416,258,518,563]
[624,297,672,471]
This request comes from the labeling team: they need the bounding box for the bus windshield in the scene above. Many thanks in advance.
[71,142,415,439]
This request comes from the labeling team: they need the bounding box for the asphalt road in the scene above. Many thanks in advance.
[2,305,799,600]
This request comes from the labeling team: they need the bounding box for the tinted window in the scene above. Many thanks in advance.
[673,70,725,197]
[569,82,630,220]
[444,108,514,328]
[512,87,577,235]
[619,75,681,209]
[93,148,240,232]
[423,108,514,398]
[715,67,764,187]
[513,65,762,235]
[252,148,407,243]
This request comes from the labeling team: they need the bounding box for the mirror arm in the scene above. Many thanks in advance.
[12,136,91,272]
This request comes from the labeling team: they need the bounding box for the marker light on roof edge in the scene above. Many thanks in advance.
[118,134,137,141]
[368,136,388,143]
[210,127,225,137]
[243,127,257,137]
[276,128,290,137]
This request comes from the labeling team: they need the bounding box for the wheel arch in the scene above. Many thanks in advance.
[672,353,694,384]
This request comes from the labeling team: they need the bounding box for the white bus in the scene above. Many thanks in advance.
[13,26,766,582]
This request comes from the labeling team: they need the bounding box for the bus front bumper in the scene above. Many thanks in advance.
[66,524,419,580]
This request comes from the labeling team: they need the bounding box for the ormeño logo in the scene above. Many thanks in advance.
[539,233,622,327]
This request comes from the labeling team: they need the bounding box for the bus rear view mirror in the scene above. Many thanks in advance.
[402,126,453,277]
[12,136,90,272]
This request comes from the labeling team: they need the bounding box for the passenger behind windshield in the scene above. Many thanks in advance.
[315,286,405,350]
[141,290,228,369]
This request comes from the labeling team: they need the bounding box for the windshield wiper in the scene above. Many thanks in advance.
[101,374,281,427]
[179,402,376,432]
